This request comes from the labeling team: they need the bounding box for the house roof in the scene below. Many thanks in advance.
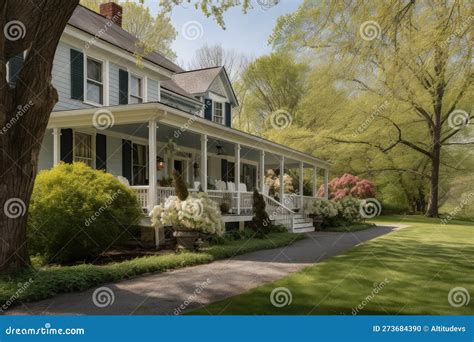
[161,79,202,105]
[68,6,238,106]
[171,66,224,94]
[171,66,238,105]
[49,102,330,168]
[68,5,184,73]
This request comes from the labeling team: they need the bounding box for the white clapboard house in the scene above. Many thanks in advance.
[7,3,330,236]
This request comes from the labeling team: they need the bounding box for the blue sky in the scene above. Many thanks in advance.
[144,0,301,67]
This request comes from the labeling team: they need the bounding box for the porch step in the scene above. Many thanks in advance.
[292,221,315,230]
[293,217,313,224]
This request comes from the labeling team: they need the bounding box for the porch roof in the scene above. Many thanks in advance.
[48,101,330,169]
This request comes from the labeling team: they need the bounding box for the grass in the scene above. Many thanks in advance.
[326,222,376,232]
[0,232,305,306]
[190,215,474,315]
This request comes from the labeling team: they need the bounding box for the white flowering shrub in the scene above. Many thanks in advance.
[149,193,225,236]
[307,197,363,227]
[338,196,363,223]
[308,199,340,219]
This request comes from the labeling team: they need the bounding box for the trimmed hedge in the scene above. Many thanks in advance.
[28,163,142,264]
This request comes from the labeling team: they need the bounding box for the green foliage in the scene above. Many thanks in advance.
[80,0,177,59]
[172,171,189,201]
[158,176,173,187]
[28,163,142,264]
[0,232,304,306]
[209,228,260,245]
[251,189,272,237]
[338,197,363,223]
[240,1,474,217]
[307,197,363,227]
[233,52,309,134]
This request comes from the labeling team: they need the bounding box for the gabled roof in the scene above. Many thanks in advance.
[171,66,238,106]
[68,5,184,73]
[171,66,223,94]
[68,5,238,106]
[161,79,202,105]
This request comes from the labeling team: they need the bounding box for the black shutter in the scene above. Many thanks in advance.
[225,102,231,127]
[96,134,107,170]
[122,139,132,183]
[60,129,73,164]
[221,159,228,182]
[204,99,213,121]
[8,53,24,87]
[119,69,129,104]
[70,49,84,100]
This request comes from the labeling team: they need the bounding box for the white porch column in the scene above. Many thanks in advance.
[259,150,265,192]
[299,161,304,210]
[235,143,241,214]
[279,156,284,203]
[200,134,208,191]
[52,128,61,166]
[324,168,329,199]
[148,120,157,212]
[312,165,318,197]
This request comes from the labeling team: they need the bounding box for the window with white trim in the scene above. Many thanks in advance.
[74,132,93,167]
[132,143,148,185]
[130,75,143,104]
[85,57,104,105]
[213,102,224,124]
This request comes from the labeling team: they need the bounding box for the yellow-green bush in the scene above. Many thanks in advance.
[28,163,142,264]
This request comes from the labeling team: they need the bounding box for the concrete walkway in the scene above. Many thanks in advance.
[9,225,406,315]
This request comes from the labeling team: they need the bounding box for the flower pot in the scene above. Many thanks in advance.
[172,226,201,251]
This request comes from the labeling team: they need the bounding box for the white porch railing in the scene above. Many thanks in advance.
[131,186,314,231]
[132,186,149,210]
[131,186,255,214]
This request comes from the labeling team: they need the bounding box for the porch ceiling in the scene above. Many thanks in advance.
[48,102,330,169]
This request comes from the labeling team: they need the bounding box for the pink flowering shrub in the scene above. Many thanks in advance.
[318,173,375,200]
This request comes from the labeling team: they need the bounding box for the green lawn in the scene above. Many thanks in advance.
[0,232,305,306]
[191,215,474,315]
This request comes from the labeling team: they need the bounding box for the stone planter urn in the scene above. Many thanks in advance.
[172,226,201,251]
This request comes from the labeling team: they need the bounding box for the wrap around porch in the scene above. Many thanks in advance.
[47,103,330,231]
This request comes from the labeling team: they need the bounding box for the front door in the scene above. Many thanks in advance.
[174,159,184,175]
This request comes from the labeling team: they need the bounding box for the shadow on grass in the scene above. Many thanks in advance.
[190,225,474,316]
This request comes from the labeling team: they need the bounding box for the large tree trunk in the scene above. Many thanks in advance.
[426,138,441,218]
[0,0,79,274]
[426,155,440,217]
[0,89,57,273]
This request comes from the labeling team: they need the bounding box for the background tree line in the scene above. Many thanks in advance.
[82,0,473,217]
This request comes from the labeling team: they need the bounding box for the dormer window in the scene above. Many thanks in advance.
[130,75,143,104]
[213,102,224,125]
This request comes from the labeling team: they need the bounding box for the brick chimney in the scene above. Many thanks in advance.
[99,2,123,27]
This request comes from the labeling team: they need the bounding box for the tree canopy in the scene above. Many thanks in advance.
[81,0,177,60]
[237,0,473,216]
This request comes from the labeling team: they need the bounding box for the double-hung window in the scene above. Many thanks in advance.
[74,132,94,167]
[213,102,224,125]
[132,143,148,185]
[86,57,104,105]
[130,75,143,104]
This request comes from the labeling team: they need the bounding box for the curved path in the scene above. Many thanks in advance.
[9,225,406,315]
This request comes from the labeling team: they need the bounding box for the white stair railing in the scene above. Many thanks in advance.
[261,193,295,231]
